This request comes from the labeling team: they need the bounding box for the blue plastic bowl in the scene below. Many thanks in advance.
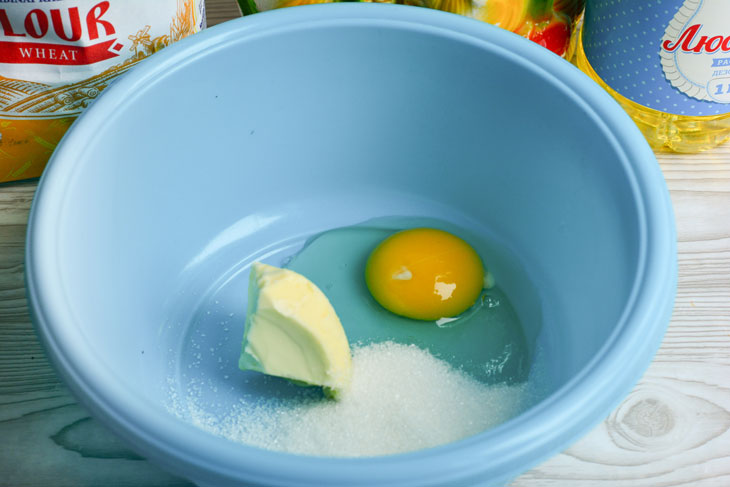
[26,4,676,486]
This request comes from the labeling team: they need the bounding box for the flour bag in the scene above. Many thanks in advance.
[0,0,206,182]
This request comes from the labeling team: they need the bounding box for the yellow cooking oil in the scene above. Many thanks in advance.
[574,0,730,153]
[575,33,730,153]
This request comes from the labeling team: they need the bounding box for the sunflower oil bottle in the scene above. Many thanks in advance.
[575,0,730,152]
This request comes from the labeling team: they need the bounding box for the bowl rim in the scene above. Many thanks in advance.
[25,4,677,486]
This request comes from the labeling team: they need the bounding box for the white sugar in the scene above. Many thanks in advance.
[176,342,533,457]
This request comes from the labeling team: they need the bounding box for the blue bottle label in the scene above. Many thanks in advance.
[583,0,730,116]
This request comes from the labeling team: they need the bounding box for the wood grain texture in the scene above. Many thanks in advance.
[0,1,729,486]
[205,0,241,26]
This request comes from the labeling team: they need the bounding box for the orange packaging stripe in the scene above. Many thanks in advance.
[0,117,76,182]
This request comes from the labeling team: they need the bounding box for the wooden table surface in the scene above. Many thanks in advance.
[2,1,729,486]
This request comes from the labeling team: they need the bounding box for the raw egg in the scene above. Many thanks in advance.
[283,217,531,384]
[365,228,485,321]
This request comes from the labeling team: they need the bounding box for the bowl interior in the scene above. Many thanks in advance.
[29,5,660,485]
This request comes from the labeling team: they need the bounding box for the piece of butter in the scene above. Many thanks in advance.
[238,262,352,399]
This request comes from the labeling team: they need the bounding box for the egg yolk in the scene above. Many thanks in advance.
[365,228,485,321]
